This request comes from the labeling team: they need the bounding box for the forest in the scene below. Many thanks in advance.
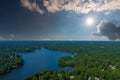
[0,53,23,75]
[1,41,120,80]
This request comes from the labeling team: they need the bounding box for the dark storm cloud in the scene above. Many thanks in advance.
[93,20,120,40]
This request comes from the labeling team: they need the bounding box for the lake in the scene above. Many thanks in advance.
[0,48,74,80]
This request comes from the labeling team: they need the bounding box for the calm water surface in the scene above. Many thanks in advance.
[0,48,74,80]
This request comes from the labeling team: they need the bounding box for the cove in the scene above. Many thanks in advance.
[0,48,74,80]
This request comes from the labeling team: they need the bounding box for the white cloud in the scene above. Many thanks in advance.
[21,0,44,14]
[0,37,6,40]
[20,0,120,14]
[95,0,120,12]
[10,34,14,38]
[104,11,111,15]
[0,34,15,40]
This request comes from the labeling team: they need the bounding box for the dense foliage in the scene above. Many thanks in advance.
[24,41,120,80]
[0,53,23,75]
[1,41,120,80]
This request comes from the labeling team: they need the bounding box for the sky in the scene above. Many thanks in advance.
[0,0,120,40]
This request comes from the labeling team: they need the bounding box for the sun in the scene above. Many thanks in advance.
[85,17,95,26]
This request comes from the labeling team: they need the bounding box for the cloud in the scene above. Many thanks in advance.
[10,34,15,38]
[21,0,44,14]
[0,37,6,40]
[93,20,120,40]
[9,34,15,40]
[104,11,111,15]
[0,34,15,40]
[20,0,120,14]
[95,0,120,12]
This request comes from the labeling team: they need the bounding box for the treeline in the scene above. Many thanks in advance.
[0,53,23,75]
[58,56,74,67]
[25,69,120,80]
[1,41,120,79]
[24,41,120,80]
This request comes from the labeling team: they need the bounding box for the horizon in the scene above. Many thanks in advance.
[0,40,120,42]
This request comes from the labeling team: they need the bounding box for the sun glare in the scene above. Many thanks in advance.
[86,17,95,26]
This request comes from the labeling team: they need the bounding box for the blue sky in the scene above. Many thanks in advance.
[0,0,120,40]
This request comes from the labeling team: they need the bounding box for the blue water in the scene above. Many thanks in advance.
[0,48,74,80]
